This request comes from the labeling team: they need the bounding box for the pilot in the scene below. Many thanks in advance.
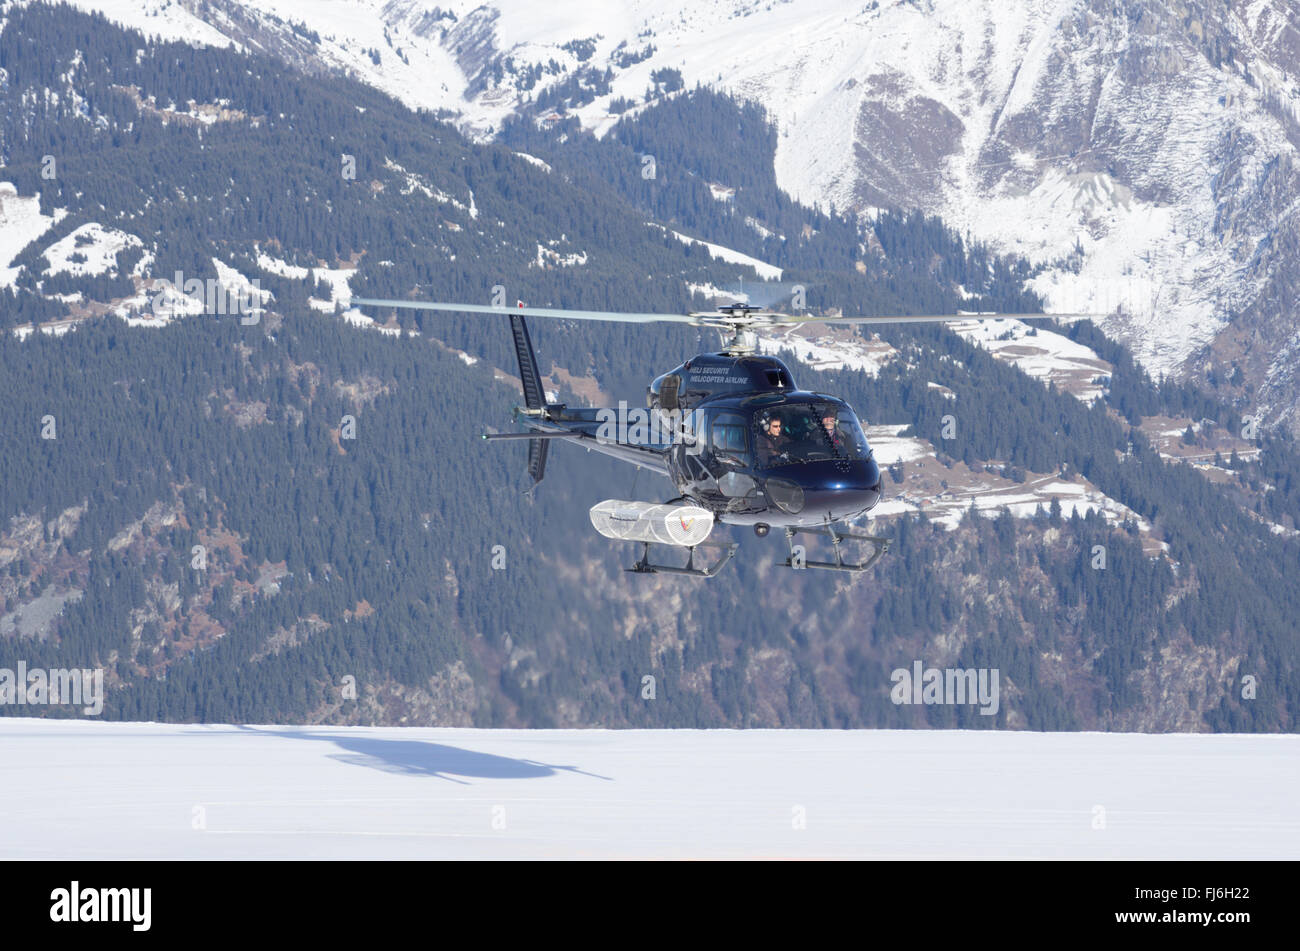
[757,412,791,464]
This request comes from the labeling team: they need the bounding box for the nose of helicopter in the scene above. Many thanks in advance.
[768,458,883,520]
[802,483,881,520]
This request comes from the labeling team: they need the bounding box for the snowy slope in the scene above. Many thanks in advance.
[665,227,782,279]
[42,222,142,277]
[948,318,1112,403]
[0,184,64,288]
[56,0,237,48]
[2,718,1296,859]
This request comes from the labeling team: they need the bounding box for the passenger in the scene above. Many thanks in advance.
[822,412,847,452]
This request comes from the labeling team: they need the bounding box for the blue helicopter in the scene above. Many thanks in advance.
[352,297,1065,578]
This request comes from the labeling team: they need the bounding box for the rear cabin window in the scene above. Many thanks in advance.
[710,414,748,454]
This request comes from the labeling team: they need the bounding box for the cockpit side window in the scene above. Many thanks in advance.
[835,408,871,458]
[710,413,749,458]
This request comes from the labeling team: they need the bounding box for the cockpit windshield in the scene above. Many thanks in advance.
[751,400,871,469]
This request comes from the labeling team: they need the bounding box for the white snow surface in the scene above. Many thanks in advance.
[873,471,1158,535]
[948,317,1111,403]
[256,250,356,313]
[865,424,1161,540]
[0,184,64,288]
[61,0,236,48]
[760,327,899,376]
[513,151,552,173]
[1,719,1296,859]
[865,424,935,466]
[42,222,142,277]
[212,258,272,304]
[668,228,782,279]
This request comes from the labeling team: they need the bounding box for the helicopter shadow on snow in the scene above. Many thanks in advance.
[219,725,613,785]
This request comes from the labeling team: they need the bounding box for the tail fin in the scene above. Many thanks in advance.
[509,313,546,411]
[526,436,549,486]
[509,313,550,484]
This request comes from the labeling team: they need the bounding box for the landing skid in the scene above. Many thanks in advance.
[780,524,890,573]
[626,540,739,579]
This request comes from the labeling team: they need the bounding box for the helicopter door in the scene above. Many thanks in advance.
[670,410,717,492]
[684,452,713,484]
[708,413,750,473]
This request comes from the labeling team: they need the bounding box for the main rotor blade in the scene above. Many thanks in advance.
[787,311,1103,326]
[349,298,1105,329]
[350,298,700,325]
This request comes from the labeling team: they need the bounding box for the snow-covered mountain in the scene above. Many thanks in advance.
[56,0,1300,432]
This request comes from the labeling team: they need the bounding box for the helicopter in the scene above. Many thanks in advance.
[351,295,1080,578]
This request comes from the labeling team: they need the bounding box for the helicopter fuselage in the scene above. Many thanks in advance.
[658,355,882,529]
[550,352,884,531]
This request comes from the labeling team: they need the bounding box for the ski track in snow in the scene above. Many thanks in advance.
[1,719,1296,859]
